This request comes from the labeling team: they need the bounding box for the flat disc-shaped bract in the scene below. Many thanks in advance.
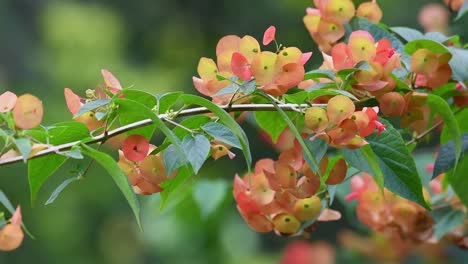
[239,35,260,62]
[122,134,149,162]
[325,158,347,185]
[305,107,329,132]
[328,119,358,145]
[356,0,383,23]
[101,69,122,91]
[0,224,24,251]
[118,152,140,185]
[323,0,355,23]
[332,43,354,70]
[378,92,406,116]
[231,52,252,81]
[351,111,369,131]
[0,91,17,113]
[12,94,43,129]
[251,51,278,85]
[293,196,322,221]
[216,35,241,56]
[274,63,305,89]
[327,95,355,126]
[410,49,439,75]
[276,47,303,68]
[197,57,218,80]
[348,30,376,63]
[75,111,104,131]
[278,148,303,171]
[318,19,345,43]
[238,207,273,233]
[273,213,301,236]
[64,88,82,115]
[251,172,276,205]
[271,161,297,190]
[255,158,276,175]
[401,107,424,128]
[303,12,321,33]
[140,154,169,185]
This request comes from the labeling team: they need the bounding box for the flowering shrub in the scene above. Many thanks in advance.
[0,0,467,257]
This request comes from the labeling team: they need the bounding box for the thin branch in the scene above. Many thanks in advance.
[0,103,324,166]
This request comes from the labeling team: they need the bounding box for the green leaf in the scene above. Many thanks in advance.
[122,90,157,109]
[342,145,384,191]
[162,144,185,175]
[193,179,228,219]
[182,135,211,174]
[45,176,80,205]
[427,94,461,166]
[390,27,424,42]
[157,92,183,114]
[254,111,290,144]
[179,94,251,171]
[202,122,242,149]
[431,207,465,239]
[433,134,468,179]
[213,83,239,96]
[404,39,450,55]
[47,121,90,144]
[346,17,405,52]
[450,155,468,207]
[345,120,427,208]
[160,166,191,210]
[309,89,358,101]
[283,91,309,104]
[14,138,31,162]
[441,108,468,143]
[259,93,321,177]
[28,155,68,204]
[27,121,89,204]
[455,1,468,20]
[59,148,84,159]
[114,98,156,139]
[303,136,328,173]
[167,116,211,142]
[304,69,335,80]
[81,144,141,228]
[74,99,111,118]
[448,47,468,82]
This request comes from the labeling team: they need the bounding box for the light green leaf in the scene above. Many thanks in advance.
[28,155,68,204]
[160,166,191,210]
[342,145,384,191]
[391,27,424,42]
[254,111,290,144]
[114,98,156,139]
[193,179,228,219]
[448,47,468,82]
[81,144,141,228]
[404,39,450,55]
[432,207,465,239]
[14,138,31,162]
[122,90,157,109]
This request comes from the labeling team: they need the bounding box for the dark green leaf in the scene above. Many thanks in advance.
[431,207,465,239]
[163,144,185,175]
[441,108,468,143]
[427,94,461,166]
[74,99,111,118]
[449,155,468,207]
[182,135,211,174]
[309,89,358,101]
[81,144,141,228]
[433,134,468,179]
[160,166,191,210]
[344,120,428,208]
[360,144,384,190]
[45,176,80,205]
[193,179,228,219]
[303,136,327,173]
[202,122,241,149]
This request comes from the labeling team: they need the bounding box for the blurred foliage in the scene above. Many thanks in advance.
[0,0,467,263]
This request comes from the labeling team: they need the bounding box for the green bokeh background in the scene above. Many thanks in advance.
[0,0,467,263]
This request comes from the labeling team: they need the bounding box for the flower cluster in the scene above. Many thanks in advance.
[193,28,312,99]
[303,0,383,52]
